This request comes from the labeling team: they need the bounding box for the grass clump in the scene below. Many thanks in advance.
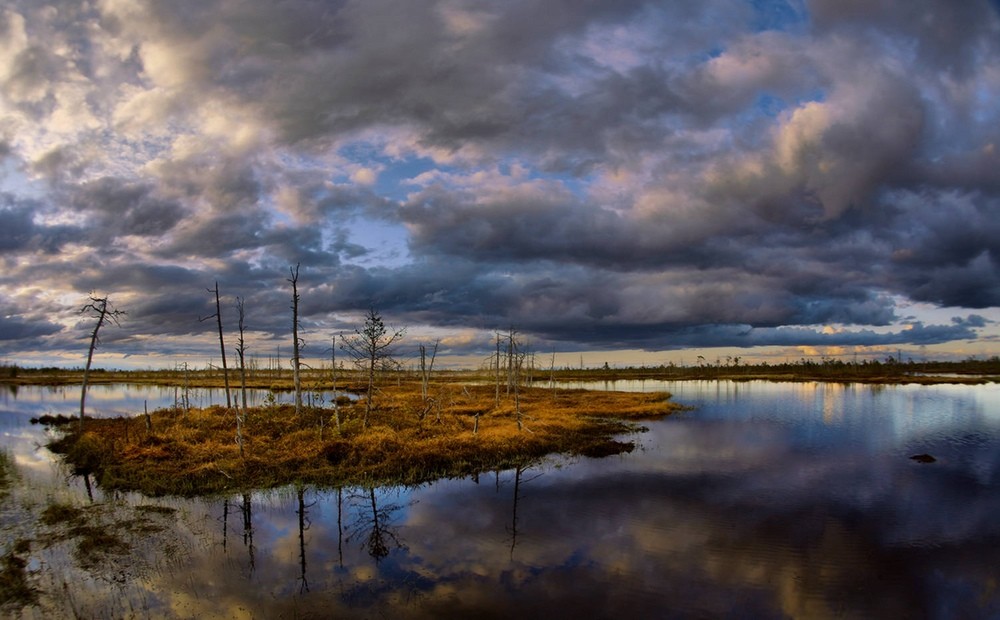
[0,539,36,610]
[0,450,17,498]
[38,502,129,566]
[37,500,177,571]
[48,383,682,496]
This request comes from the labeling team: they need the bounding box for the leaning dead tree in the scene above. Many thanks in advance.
[288,264,303,415]
[200,281,231,408]
[419,340,439,402]
[79,295,125,426]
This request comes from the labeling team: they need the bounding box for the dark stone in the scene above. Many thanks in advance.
[910,453,936,463]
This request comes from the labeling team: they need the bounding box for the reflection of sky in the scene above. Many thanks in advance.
[567,379,1000,452]
[0,385,345,417]
[1,382,998,617]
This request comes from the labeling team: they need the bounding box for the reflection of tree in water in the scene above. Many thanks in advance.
[81,472,94,503]
[219,493,256,577]
[501,461,541,560]
[221,497,230,552]
[336,487,345,568]
[241,493,255,576]
[346,487,409,564]
[296,484,315,593]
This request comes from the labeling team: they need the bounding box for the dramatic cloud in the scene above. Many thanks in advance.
[1,0,999,366]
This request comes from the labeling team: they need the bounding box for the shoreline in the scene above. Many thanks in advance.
[4,362,999,388]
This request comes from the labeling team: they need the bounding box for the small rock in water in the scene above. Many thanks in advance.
[910,453,936,463]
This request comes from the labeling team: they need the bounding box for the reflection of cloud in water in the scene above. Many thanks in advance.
[7,454,999,618]
[2,382,998,618]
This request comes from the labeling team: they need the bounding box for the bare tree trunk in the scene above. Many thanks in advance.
[288,264,303,415]
[235,297,248,457]
[506,329,513,396]
[79,295,124,427]
[419,340,438,402]
[79,311,105,424]
[365,349,375,427]
[515,358,523,431]
[200,282,232,407]
[550,349,556,399]
[213,283,231,407]
[236,297,249,414]
[495,332,501,406]
[419,344,427,401]
[331,335,340,432]
[182,362,191,413]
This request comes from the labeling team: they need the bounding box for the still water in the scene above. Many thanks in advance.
[1,381,998,618]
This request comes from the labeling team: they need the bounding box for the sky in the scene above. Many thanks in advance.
[2,0,1000,370]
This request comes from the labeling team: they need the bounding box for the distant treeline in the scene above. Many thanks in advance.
[555,356,1000,382]
[2,355,999,386]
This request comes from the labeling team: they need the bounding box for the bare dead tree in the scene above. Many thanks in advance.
[418,341,438,402]
[79,294,125,426]
[235,296,249,414]
[234,297,249,457]
[513,345,527,431]
[288,264,303,415]
[494,327,530,432]
[549,348,557,399]
[330,335,341,432]
[341,307,405,429]
[506,327,516,396]
[200,281,232,408]
[495,331,502,406]
[419,339,439,405]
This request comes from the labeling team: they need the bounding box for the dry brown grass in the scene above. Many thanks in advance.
[48,382,682,496]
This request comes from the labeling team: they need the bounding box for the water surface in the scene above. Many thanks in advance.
[1,381,998,618]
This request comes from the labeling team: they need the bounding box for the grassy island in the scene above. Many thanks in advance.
[47,383,681,496]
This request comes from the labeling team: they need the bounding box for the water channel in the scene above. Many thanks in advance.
[1,380,998,618]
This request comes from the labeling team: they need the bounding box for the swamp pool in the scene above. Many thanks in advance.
[1,380,999,618]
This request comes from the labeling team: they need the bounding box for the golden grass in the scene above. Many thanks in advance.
[48,383,681,496]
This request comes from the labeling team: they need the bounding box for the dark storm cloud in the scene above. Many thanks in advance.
[0,200,38,252]
[0,313,60,341]
[808,0,1000,77]
[881,190,1000,308]
[0,0,999,362]
[0,194,79,253]
[72,178,186,239]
